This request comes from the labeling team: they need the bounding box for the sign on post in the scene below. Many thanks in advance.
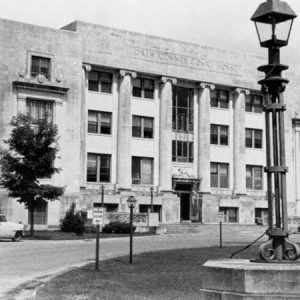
[217,212,225,223]
[93,207,105,225]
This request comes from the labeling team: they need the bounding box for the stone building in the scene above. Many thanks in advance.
[1,17,300,229]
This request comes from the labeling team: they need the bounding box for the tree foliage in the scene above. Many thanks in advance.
[0,113,65,235]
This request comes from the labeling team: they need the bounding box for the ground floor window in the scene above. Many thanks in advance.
[139,204,162,221]
[219,207,238,223]
[255,208,268,225]
[28,202,48,225]
[210,162,229,188]
[132,157,153,185]
[87,153,111,182]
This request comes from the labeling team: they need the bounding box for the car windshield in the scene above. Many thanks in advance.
[0,215,7,222]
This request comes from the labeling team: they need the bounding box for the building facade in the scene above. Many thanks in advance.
[1,18,300,229]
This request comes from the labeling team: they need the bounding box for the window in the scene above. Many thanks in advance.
[246,165,263,190]
[210,124,229,145]
[172,140,194,163]
[245,94,263,113]
[132,157,153,185]
[210,89,229,109]
[88,71,113,93]
[132,77,154,99]
[26,99,53,124]
[28,202,47,225]
[87,153,111,182]
[132,116,154,138]
[219,207,238,223]
[210,162,229,188]
[88,111,112,134]
[172,87,194,132]
[245,128,262,148]
[31,56,51,79]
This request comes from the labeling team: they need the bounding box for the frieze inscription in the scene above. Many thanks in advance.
[98,40,242,76]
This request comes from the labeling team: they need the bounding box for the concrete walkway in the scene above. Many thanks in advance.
[1,225,300,299]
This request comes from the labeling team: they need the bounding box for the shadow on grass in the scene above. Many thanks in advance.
[36,245,259,300]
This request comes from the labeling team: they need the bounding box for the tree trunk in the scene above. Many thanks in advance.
[30,207,34,237]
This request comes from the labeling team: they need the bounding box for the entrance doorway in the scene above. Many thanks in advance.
[180,193,190,221]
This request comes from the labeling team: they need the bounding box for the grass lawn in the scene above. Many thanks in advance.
[36,245,258,300]
[23,230,153,240]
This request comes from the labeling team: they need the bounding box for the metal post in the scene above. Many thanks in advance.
[101,184,104,207]
[219,221,222,248]
[150,187,154,213]
[129,205,133,264]
[95,224,100,270]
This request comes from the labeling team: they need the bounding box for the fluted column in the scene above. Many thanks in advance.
[234,88,249,195]
[117,70,137,190]
[198,82,215,193]
[159,76,177,192]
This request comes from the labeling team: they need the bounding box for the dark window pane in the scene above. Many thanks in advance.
[101,82,112,93]
[245,96,252,112]
[219,90,229,109]
[132,157,141,184]
[26,99,53,124]
[88,111,98,133]
[246,166,252,189]
[132,78,142,97]
[132,116,141,137]
[210,163,218,188]
[210,90,218,107]
[210,124,218,144]
[172,107,176,130]
[254,130,262,148]
[245,129,252,148]
[172,140,176,162]
[219,164,229,188]
[100,155,110,182]
[254,167,263,190]
[31,56,50,79]
[87,154,97,182]
[220,126,228,145]
[253,95,262,113]
[143,117,153,138]
[100,112,111,134]
[189,142,194,162]
[144,79,154,99]
[88,81,99,91]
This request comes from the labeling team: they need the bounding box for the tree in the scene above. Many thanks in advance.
[0,113,65,236]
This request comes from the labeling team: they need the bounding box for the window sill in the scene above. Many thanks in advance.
[245,147,264,151]
[87,91,113,96]
[210,107,230,111]
[132,96,155,101]
[245,111,263,115]
[172,161,194,165]
[132,137,155,141]
[87,133,112,137]
[211,144,230,148]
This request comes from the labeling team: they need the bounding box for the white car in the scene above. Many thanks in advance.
[0,214,24,241]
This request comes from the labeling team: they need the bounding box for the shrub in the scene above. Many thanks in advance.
[102,221,136,234]
[61,203,85,235]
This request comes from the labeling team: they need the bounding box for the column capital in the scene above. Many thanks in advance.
[235,87,250,95]
[82,64,92,72]
[119,69,137,78]
[199,82,215,90]
[160,76,177,85]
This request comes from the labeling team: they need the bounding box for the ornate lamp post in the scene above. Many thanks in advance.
[251,0,300,262]
[127,196,137,264]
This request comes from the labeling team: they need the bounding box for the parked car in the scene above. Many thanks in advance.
[0,214,24,241]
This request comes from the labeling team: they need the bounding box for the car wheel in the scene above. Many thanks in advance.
[12,231,22,242]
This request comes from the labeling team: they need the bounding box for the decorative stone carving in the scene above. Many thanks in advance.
[199,82,215,90]
[235,87,250,95]
[119,69,137,78]
[18,69,25,78]
[56,74,63,82]
[82,64,91,72]
[37,74,46,83]
[161,76,177,85]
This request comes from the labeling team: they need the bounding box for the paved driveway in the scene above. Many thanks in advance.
[1,225,299,299]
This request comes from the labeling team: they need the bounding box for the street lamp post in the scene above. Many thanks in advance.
[127,196,137,264]
[150,186,154,213]
[251,0,300,262]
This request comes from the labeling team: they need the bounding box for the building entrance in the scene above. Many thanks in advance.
[180,192,191,221]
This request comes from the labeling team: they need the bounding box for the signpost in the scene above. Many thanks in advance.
[217,212,225,248]
[93,207,104,270]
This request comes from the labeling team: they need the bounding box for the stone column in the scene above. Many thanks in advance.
[234,88,249,195]
[117,70,136,190]
[198,82,214,193]
[159,76,177,192]
[80,64,91,186]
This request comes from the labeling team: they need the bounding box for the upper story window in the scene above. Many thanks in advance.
[210,89,229,109]
[210,162,229,188]
[172,87,194,132]
[245,94,263,113]
[132,77,155,99]
[132,115,154,139]
[88,110,112,135]
[26,99,53,124]
[87,153,111,183]
[31,56,51,79]
[245,128,262,149]
[246,165,263,190]
[210,124,229,146]
[132,156,153,185]
[172,140,194,163]
[88,71,113,93]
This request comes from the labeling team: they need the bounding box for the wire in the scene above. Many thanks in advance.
[230,230,267,259]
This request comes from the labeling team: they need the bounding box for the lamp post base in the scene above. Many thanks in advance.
[199,259,300,299]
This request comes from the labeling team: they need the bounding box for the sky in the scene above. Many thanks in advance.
[0,0,300,71]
